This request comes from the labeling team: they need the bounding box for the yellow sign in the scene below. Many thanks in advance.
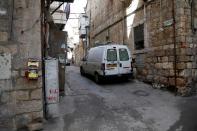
[28,61,39,67]
[28,71,38,79]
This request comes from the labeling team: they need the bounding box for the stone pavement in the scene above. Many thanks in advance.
[44,66,197,131]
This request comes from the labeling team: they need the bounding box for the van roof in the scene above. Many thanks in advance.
[96,44,128,48]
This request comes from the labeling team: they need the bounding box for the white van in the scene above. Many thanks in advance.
[80,44,133,83]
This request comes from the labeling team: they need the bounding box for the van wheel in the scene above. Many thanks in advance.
[80,67,85,76]
[94,73,101,84]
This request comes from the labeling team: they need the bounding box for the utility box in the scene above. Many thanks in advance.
[45,58,59,118]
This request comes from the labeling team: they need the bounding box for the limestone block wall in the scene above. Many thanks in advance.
[173,0,197,94]
[143,0,175,85]
[0,0,43,130]
[74,41,84,66]
[86,0,131,46]
[143,0,197,94]
[0,0,16,130]
[86,0,197,95]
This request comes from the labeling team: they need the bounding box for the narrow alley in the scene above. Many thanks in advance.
[1,0,197,130]
[44,66,197,131]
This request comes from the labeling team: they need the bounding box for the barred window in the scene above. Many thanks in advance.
[134,24,144,50]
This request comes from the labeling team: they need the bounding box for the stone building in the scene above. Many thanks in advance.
[86,0,197,95]
[0,0,43,130]
[0,0,74,130]
[74,40,85,66]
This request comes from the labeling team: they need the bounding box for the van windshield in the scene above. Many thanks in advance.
[119,48,129,61]
[107,49,117,61]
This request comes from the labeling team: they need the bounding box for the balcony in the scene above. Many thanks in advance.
[52,11,67,30]
[50,1,71,30]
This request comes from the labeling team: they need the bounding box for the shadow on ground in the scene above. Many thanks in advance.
[168,97,197,131]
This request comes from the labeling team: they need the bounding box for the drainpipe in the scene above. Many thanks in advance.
[121,1,125,45]
[190,0,195,33]
[41,0,47,118]
[85,26,88,56]
[159,0,163,30]
[172,0,177,89]
[9,0,14,40]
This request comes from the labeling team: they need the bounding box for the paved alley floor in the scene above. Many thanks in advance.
[44,66,197,131]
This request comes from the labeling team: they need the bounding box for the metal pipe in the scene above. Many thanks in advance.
[51,2,64,15]
[9,0,14,40]
[121,1,125,45]
[41,0,47,118]
[89,11,91,47]
[190,0,195,33]
[159,0,162,29]
[172,0,177,89]
[85,27,88,56]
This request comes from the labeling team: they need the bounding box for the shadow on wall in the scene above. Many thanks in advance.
[124,0,145,77]
[125,0,144,42]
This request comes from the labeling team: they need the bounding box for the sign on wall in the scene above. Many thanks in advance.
[0,0,11,39]
[163,19,173,27]
[0,53,11,79]
[0,0,8,16]
[45,58,59,104]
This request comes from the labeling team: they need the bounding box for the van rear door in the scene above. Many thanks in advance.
[118,48,131,74]
[105,47,119,75]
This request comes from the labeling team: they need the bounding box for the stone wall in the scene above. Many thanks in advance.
[0,0,15,130]
[86,0,197,95]
[0,0,12,41]
[0,0,43,130]
[86,0,131,46]
[173,0,197,94]
[74,40,84,66]
[143,0,175,86]
[143,0,197,95]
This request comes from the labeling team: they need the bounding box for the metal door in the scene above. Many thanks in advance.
[118,48,131,75]
[105,47,119,76]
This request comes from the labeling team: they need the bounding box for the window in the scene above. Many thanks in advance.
[134,24,144,50]
[107,49,117,61]
[119,48,129,61]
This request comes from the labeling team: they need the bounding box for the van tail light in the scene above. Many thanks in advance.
[101,63,105,71]
[131,62,133,71]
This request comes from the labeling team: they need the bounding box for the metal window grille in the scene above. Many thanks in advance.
[134,24,144,50]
